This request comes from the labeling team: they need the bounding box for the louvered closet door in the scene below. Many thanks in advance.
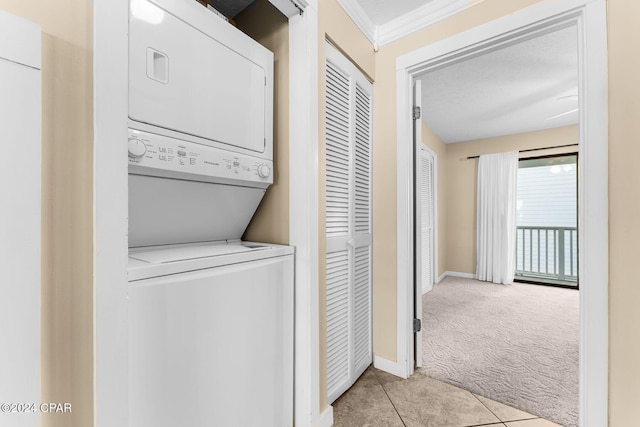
[325,41,373,405]
[417,146,435,295]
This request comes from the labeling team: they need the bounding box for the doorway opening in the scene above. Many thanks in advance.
[396,1,608,425]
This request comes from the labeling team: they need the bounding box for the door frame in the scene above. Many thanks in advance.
[395,0,608,425]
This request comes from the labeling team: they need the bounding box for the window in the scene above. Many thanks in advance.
[515,154,578,287]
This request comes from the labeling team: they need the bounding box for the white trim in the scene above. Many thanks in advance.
[317,406,334,427]
[373,355,408,379]
[335,0,377,48]
[433,271,480,285]
[443,271,477,280]
[336,0,486,48]
[269,0,308,18]
[93,0,130,425]
[395,1,608,424]
[377,0,481,47]
[396,70,413,379]
[577,2,609,426]
[289,2,321,426]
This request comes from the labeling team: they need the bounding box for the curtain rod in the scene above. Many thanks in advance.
[466,143,579,160]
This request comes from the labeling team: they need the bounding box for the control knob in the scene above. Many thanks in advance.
[257,163,271,178]
[128,138,147,159]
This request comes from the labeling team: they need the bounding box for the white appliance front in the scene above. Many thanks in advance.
[128,243,294,427]
[0,11,40,427]
[129,0,273,158]
[127,129,273,247]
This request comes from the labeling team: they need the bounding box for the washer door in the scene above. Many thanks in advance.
[129,255,293,427]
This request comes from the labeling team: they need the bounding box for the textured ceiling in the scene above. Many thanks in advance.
[355,0,438,25]
[418,25,579,144]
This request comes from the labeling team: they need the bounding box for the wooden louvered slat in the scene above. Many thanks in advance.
[354,85,371,236]
[325,250,350,399]
[353,246,371,371]
[420,150,434,290]
[325,61,350,239]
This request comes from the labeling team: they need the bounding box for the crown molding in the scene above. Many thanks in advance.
[337,0,484,48]
[336,0,378,48]
[378,0,478,46]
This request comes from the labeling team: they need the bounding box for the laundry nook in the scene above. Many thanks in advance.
[3,0,638,426]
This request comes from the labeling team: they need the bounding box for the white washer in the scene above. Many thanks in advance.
[128,240,294,427]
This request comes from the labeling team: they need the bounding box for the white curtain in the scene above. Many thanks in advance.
[476,151,518,284]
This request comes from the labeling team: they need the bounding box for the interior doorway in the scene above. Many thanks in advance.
[395,1,608,425]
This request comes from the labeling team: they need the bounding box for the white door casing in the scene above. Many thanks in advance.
[414,135,436,369]
[412,79,437,370]
[325,41,373,404]
[395,1,608,425]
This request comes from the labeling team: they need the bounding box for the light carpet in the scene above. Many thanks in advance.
[419,276,579,427]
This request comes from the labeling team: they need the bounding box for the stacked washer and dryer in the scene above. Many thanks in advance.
[126,1,293,426]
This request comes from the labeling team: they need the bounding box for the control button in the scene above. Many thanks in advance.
[128,138,147,158]
[257,163,271,178]
[159,147,166,153]
[177,150,187,157]
[159,154,167,161]
[233,159,240,167]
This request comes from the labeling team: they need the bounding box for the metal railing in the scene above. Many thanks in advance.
[515,226,578,284]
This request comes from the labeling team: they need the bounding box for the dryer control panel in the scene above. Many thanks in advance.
[127,129,273,187]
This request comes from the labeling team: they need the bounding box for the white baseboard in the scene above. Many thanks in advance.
[436,271,447,283]
[373,355,408,379]
[441,270,477,280]
[317,406,333,427]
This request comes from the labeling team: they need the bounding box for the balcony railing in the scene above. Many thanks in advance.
[515,226,578,285]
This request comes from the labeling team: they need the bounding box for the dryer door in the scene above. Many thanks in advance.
[129,0,272,155]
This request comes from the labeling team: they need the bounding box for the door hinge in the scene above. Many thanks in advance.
[412,106,421,120]
[413,318,422,333]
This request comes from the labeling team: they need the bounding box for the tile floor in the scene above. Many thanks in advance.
[332,366,563,427]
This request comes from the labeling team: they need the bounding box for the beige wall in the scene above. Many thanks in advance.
[0,1,93,427]
[444,125,579,274]
[318,0,375,412]
[236,0,290,245]
[373,0,545,363]
[608,0,640,423]
[421,121,447,279]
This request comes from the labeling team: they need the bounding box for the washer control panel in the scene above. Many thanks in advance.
[128,129,273,185]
